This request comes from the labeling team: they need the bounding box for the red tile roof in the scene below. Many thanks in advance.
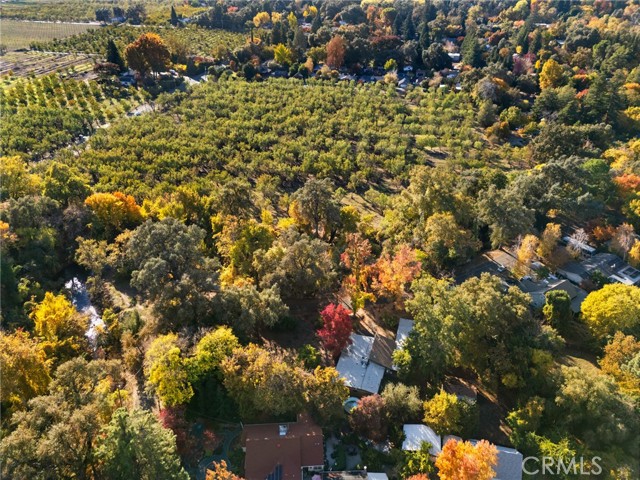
[243,413,324,480]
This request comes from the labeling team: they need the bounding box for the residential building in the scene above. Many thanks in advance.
[558,253,640,287]
[242,413,324,480]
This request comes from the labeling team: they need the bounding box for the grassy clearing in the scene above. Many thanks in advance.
[0,19,95,51]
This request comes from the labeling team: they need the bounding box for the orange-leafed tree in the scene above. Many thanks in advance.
[372,244,421,306]
[406,475,430,480]
[341,233,374,312]
[206,461,243,480]
[326,35,346,69]
[125,33,171,78]
[436,439,498,480]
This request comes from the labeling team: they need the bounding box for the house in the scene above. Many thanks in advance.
[448,52,461,62]
[337,318,416,393]
[318,472,388,480]
[558,253,640,287]
[402,424,442,456]
[336,334,386,394]
[519,277,588,313]
[562,236,595,258]
[242,413,324,480]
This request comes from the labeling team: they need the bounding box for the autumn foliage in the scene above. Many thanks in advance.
[435,439,498,480]
[85,191,143,233]
[124,33,171,77]
[317,303,353,358]
[206,461,243,480]
[326,35,346,69]
[372,244,421,306]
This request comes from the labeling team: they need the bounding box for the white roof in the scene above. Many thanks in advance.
[494,445,524,480]
[367,474,388,480]
[393,319,415,370]
[395,318,414,347]
[402,424,442,455]
[336,334,385,394]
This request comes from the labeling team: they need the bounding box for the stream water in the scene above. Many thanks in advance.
[65,277,105,343]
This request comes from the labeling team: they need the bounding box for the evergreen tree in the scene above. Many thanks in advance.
[393,13,403,36]
[96,408,189,480]
[461,27,483,67]
[293,27,307,52]
[418,18,430,51]
[311,11,322,33]
[402,14,416,40]
[106,39,125,71]
[170,6,178,27]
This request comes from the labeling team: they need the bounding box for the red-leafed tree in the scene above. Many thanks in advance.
[159,406,219,467]
[348,394,388,443]
[317,303,353,358]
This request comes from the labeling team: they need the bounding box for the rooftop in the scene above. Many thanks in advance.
[335,334,385,394]
[402,424,442,456]
[369,334,396,370]
[243,413,324,480]
[469,440,523,480]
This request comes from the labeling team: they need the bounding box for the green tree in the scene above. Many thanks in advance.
[106,39,125,71]
[215,284,288,338]
[42,162,91,205]
[401,441,435,478]
[127,218,218,329]
[290,178,341,240]
[477,185,534,248]
[0,358,124,479]
[144,334,193,407]
[95,408,189,480]
[170,6,178,26]
[555,366,639,452]
[221,344,305,418]
[381,382,422,423]
[253,229,336,296]
[461,26,483,67]
[421,43,452,71]
[543,290,573,334]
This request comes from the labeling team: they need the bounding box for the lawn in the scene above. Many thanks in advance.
[0,19,96,51]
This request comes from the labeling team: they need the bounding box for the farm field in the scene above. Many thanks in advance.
[31,25,248,58]
[0,51,96,82]
[0,0,202,23]
[0,18,97,50]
